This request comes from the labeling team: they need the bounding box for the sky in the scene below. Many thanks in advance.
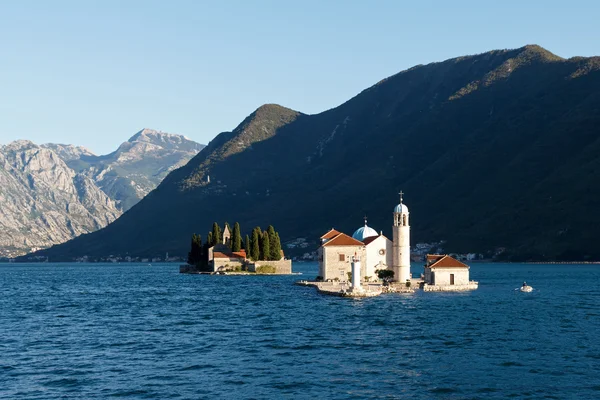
[0,0,598,155]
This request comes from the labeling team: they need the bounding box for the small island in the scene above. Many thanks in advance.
[180,222,292,274]
[297,192,478,297]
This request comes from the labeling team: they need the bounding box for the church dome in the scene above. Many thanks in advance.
[394,203,409,213]
[352,222,378,241]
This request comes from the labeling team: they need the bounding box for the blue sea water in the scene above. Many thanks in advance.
[1,262,599,399]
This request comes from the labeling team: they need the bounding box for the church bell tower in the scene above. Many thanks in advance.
[392,191,411,283]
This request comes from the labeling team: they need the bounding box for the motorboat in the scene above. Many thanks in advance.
[520,282,533,292]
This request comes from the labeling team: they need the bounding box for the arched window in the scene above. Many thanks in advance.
[402,215,407,226]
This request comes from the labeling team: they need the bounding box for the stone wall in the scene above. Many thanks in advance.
[213,258,245,272]
[248,259,292,274]
[321,245,366,281]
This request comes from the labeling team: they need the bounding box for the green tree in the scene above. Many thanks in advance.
[187,234,202,265]
[266,225,277,260]
[232,222,242,252]
[376,269,394,282]
[207,231,213,247]
[211,222,222,246]
[271,232,282,261]
[250,227,261,261]
[244,234,250,255]
[261,231,270,261]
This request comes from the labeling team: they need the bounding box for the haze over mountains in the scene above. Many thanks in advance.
[29,45,600,261]
[0,130,204,257]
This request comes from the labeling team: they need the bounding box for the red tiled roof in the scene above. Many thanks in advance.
[362,235,380,245]
[363,235,389,245]
[426,254,445,265]
[214,251,246,259]
[322,233,364,247]
[427,254,469,269]
[321,229,342,240]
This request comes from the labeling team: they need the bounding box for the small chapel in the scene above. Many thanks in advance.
[318,193,412,283]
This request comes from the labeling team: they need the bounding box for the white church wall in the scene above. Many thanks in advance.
[364,236,393,280]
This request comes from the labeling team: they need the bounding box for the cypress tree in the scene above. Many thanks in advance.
[211,222,222,246]
[244,234,250,255]
[187,234,196,265]
[261,231,270,261]
[207,231,213,247]
[231,222,242,252]
[198,234,203,262]
[267,225,278,260]
[187,234,203,265]
[250,227,261,261]
[272,232,282,261]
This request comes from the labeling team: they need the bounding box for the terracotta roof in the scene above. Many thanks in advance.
[427,254,469,269]
[362,235,380,245]
[214,250,246,259]
[234,250,247,258]
[321,229,342,240]
[322,233,364,247]
[426,254,445,265]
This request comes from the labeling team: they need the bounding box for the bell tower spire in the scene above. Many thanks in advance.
[392,191,411,283]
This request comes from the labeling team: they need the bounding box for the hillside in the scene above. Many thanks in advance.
[32,45,600,261]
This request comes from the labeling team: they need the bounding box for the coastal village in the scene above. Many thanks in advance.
[297,193,479,297]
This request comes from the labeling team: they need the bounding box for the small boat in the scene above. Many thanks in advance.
[519,282,533,292]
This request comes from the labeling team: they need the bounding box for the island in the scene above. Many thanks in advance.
[180,222,292,274]
[297,192,478,297]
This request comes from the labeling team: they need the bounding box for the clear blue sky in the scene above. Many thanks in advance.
[0,0,598,154]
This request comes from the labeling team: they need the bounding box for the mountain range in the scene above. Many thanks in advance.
[0,130,203,257]
[28,45,600,261]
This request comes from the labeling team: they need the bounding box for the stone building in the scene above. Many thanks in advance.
[422,254,477,290]
[207,245,246,271]
[318,232,366,280]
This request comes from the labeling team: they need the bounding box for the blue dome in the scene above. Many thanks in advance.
[352,225,378,241]
[394,203,409,213]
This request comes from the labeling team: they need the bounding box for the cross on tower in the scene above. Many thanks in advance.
[364,215,368,226]
[399,191,404,204]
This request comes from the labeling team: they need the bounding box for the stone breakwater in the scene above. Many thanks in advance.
[296,279,478,297]
[422,282,479,291]
[295,280,417,297]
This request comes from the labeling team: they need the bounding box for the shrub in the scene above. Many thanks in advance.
[256,265,277,274]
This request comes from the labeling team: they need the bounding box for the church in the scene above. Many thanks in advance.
[318,193,412,283]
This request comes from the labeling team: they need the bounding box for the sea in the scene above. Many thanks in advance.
[1,262,599,399]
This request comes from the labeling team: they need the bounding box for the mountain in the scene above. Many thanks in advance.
[31,45,600,262]
[0,141,120,258]
[0,131,204,257]
[49,129,205,211]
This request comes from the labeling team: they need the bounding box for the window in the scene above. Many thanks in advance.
[450,274,455,285]
[339,254,345,262]
[379,249,385,255]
